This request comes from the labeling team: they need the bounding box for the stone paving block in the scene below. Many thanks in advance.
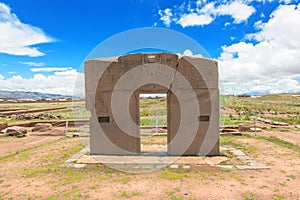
[221,145,231,149]
[220,147,229,152]
[183,165,191,169]
[72,153,85,159]
[236,155,251,162]
[249,162,269,169]
[227,147,236,151]
[245,159,258,164]
[73,164,86,169]
[61,162,73,167]
[77,155,98,164]
[235,165,253,170]
[217,165,235,170]
[155,164,168,169]
[231,150,246,156]
[169,164,179,169]
[236,164,269,170]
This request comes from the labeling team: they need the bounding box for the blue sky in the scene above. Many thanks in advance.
[0,0,299,95]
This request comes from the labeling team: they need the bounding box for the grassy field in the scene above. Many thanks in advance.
[225,94,300,125]
[0,94,299,126]
[140,94,300,126]
[0,101,90,123]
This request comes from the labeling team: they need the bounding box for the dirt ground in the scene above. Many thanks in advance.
[0,127,299,200]
[248,129,300,146]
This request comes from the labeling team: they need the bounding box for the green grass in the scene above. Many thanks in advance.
[120,176,131,184]
[160,167,190,180]
[242,192,257,200]
[43,196,58,200]
[140,117,167,126]
[220,115,253,125]
[274,195,285,200]
[161,170,187,180]
[120,191,130,198]
[139,97,167,117]
[286,175,296,180]
[166,191,175,196]
[131,191,139,196]
[166,188,182,200]
[172,197,183,200]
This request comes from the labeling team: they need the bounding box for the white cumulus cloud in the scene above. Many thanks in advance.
[0,3,54,57]
[0,69,84,96]
[19,62,45,67]
[158,0,255,28]
[176,13,213,27]
[158,8,173,27]
[30,67,72,72]
[219,4,300,94]
[182,49,203,57]
[213,1,256,23]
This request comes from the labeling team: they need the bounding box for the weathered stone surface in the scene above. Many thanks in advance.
[231,149,246,156]
[6,126,27,137]
[220,128,238,133]
[182,165,191,169]
[257,118,272,124]
[272,121,288,126]
[250,128,262,132]
[0,122,8,131]
[238,125,251,132]
[10,113,61,121]
[217,165,235,170]
[73,164,86,170]
[169,164,179,169]
[220,131,242,136]
[32,123,53,132]
[236,155,251,162]
[236,164,269,170]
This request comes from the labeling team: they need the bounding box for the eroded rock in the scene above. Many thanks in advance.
[6,126,27,137]
[0,122,8,131]
[32,123,53,132]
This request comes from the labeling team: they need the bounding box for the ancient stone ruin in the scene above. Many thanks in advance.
[85,53,219,156]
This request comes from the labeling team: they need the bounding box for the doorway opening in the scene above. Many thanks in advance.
[139,93,168,155]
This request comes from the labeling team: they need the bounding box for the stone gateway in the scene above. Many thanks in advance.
[85,53,219,156]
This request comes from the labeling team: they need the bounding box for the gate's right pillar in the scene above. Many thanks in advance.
[167,56,219,156]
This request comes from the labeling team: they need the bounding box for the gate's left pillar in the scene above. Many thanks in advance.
[85,58,140,155]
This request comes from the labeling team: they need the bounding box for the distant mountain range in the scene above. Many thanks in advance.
[0,91,73,100]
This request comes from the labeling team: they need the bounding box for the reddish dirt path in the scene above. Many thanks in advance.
[0,135,63,157]
[248,129,300,146]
